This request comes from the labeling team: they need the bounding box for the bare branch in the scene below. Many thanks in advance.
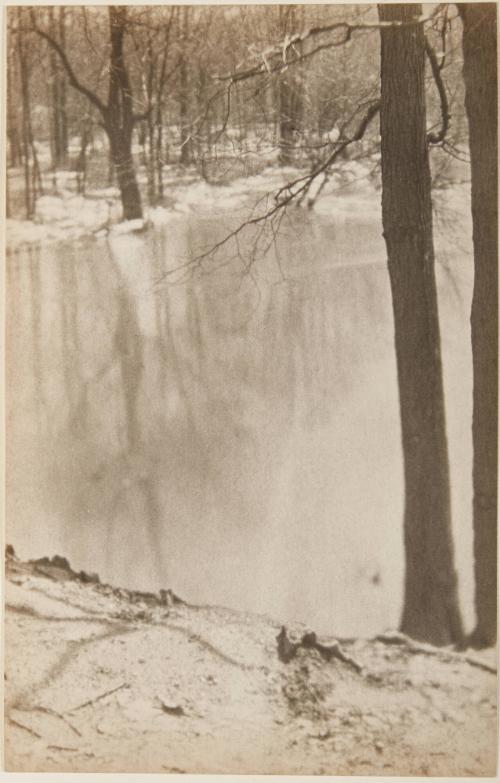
[155,100,380,286]
[29,10,107,117]
[215,6,445,85]
[425,37,450,145]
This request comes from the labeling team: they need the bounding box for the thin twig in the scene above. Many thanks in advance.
[65,682,129,713]
[154,100,380,285]
[8,717,42,738]
[31,705,82,736]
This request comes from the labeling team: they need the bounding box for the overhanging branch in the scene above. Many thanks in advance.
[155,99,380,284]
[29,11,107,117]
[215,6,445,85]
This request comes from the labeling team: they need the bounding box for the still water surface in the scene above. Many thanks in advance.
[6,199,474,636]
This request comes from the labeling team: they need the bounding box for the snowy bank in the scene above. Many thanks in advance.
[4,549,497,775]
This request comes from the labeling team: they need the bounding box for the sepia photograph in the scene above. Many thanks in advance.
[3,1,498,776]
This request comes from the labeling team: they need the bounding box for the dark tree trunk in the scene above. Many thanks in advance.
[378,3,463,646]
[108,131,143,221]
[278,78,295,166]
[48,6,67,169]
[58,7,68,162]
[17,15,35,219]
[459,3,498,649]
[156,106,164,198]
[6,41,22,168]
[32,5,143,222]
[75,118,91,195]
[106,7,143,220]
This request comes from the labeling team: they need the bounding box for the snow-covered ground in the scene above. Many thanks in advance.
[6,158,383,251]
[4,552,497,775]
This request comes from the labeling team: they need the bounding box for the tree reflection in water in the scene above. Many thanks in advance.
[5,209,474,636]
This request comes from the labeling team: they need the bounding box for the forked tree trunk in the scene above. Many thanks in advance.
[459,3,498,649]
[378,3,463,646]
[32,5,143,222]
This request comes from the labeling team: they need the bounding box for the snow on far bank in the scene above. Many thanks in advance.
[6,158,469,254]
[6,165,302,251]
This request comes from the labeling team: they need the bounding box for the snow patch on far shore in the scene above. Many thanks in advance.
[6,160,469,253]
[6,166,303,251]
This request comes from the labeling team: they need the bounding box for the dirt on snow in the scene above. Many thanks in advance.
[3,549,497,775]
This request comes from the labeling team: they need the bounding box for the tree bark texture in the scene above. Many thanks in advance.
[105,7,143,220]
[379,3,463,646]
[459,3,498,648]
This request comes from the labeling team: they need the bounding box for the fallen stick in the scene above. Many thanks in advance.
[374,632,497,675]
[8,717,42,738]
[31,705,82,736]
[65,682,129,713]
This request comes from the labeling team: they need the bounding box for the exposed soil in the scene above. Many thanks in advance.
[3,549,497,775]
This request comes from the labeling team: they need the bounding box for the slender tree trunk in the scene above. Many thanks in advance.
[58,7,68,164]
[279,77,294,166]
[17,18,35,219]
[48,6,68,169]
[378,3,463,646]
[48,7,61,170]
[156,106,164,198]
[278,5,303,166]
[76,118,91,195]
[459,3,498,649]
[6,41,22,167]
[179,6,193,165]
[278,7,294,166]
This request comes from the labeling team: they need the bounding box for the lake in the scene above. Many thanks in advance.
[5,188,475,636]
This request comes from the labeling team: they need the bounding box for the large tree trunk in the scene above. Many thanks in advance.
[31,5,143,222]
[459,3,498,649]
[378,3,463,646]
[108,131,143,221]
[106,7,143,221]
